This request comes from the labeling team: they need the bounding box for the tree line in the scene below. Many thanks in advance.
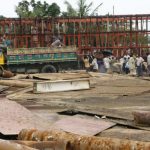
[13,0,102,18]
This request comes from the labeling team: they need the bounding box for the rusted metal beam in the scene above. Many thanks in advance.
[18,129,150,150]
[133,111,150,126]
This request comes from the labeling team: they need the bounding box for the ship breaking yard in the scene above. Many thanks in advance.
[0,2,150,149]
[0,71,150,150]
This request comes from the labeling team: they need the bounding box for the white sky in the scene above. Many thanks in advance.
[0,0,150,17]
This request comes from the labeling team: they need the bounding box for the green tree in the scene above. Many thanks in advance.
[63,1,77,17]
[30,0,45,17]
[77,0,93,17]
[47,3,60,17]
[15,0,30,17]
[15,0,60,18]
[62,0,102,17]
[0,15,5,19]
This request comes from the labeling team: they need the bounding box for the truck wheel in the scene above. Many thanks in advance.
[41,64,57,73]
[0,66,4,76]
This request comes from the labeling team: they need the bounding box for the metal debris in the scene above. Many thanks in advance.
[33,79,90,93]
[1,70,15,78]
[133,111,150,126]
[0,98,50,135]
[51,117,115,136]
[32,72,90,80]
[18,129,150,150]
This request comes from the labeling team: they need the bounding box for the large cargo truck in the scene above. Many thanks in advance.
[0,45,78,74]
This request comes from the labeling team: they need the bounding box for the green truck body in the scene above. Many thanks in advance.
[7,46,77,64]
[2,46,79,73]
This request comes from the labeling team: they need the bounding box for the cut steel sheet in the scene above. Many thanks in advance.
[0,97,50,135]
[50,117,115,136]
[33,79,90,93]
[18,129,150,150]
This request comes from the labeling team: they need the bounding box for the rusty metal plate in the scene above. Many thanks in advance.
[51,116,116,136]
[0,97,50,135]
[133,111,150,126]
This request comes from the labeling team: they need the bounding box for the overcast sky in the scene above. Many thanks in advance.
[0,0,150,17]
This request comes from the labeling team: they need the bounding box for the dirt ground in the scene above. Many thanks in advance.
[2,72,150,142]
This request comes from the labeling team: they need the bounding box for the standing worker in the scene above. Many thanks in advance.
[103,56,111,73]
[91,56,98,72]
[136,54,144,77]
[48,36,65,48]
[128,54,136,76]
[83,55,90,72]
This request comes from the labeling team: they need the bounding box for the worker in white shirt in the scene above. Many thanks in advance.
[103,56,111,73]
[91,57,98,72]
[136,55,144,77]
[128,54,136,76]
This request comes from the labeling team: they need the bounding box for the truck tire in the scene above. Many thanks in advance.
[41,64,57,73]
[0,66,4,76]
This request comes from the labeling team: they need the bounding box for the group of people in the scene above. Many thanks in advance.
[120,53,150,77]
[82,54,113,73]
[83,55,98,72]
[82,51,150,77]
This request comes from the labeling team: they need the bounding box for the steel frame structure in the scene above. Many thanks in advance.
[0,14,150,56]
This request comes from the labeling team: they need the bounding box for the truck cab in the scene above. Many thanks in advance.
[0,50,4,65]
[0,45,6,65]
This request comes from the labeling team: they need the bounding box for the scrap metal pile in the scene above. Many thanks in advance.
[0,71,150,150]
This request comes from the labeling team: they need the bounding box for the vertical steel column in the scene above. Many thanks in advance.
[136,16,139,48]
[130,16,133,50]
